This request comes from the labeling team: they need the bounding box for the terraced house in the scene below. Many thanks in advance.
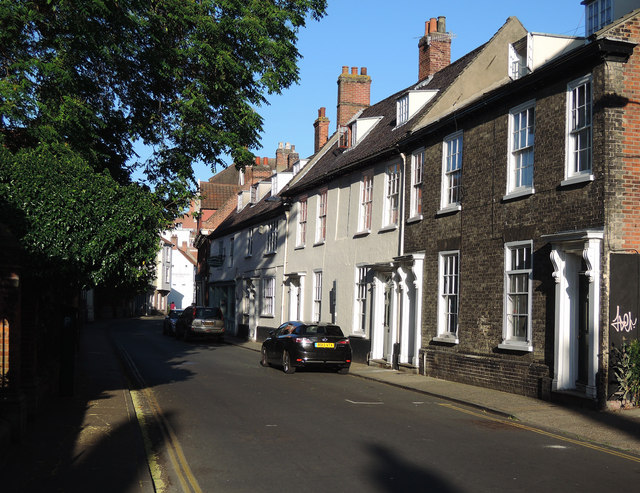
[202,1,640,407]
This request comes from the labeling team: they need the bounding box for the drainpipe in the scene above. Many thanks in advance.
[281,208,290,324]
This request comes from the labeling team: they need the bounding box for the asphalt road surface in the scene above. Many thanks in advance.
[111,318,640,493]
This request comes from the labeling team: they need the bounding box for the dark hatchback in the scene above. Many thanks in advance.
[260,321,352,374]
[162,309,183,336]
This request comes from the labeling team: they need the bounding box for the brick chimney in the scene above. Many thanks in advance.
[418,16,451,81]
[275,142,297,171]
[337,66,371,128]
[314,107,330,153]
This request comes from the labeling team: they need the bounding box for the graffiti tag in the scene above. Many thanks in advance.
[611,306,637,333]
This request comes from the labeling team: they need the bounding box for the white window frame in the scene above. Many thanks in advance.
[316,189,327,244]
[564,75,594,185]
[354,266,368,335]
[384,163,400,228]
[397,95,409,126]
[410,149,424,220]
[586,0,613,36]
[435,251,460,343]
[313,271,323,322]
[261,276,275,316]
[440,131,463,211]
[246,228,253,257]
[359,171,373,233]
[265,219,278,254]
[506,101,535,198]
[501,240,534,351]
[297,198,307,247]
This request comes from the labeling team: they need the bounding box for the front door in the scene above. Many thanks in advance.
[382,277,393,361]
[548,232,602,399]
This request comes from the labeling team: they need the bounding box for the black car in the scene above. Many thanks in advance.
[260,321,352,374]
[163,309,183,336]
[175,306,224,342]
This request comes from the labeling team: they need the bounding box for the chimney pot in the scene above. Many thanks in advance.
[342,66,348,74]
[319,107,326,117]
[429,18,437,34]
[255,156,260,165]
[263,157,268,166]
[437,16,446,33]
[351,67,358,75]
[361,67,367,75]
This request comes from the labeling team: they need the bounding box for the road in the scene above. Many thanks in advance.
[112,318,640,493]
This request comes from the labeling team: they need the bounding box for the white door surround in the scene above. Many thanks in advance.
[545,229,602,399]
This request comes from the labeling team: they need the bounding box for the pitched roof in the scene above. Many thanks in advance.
[210,190,284,238]
[199,182,240,210]
[282,44,485,195]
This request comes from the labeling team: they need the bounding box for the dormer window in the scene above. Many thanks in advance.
[395,90,438,127]
[339,125,352,148]
[509,34,532,80]
[586,0,613,37]
[397,95,409,125]
[250,185,257,204]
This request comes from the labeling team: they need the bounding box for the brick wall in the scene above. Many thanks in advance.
[404,56,609,398]
[337,67,371,128]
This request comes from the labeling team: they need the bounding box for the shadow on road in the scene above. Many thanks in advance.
[0,317,207,493]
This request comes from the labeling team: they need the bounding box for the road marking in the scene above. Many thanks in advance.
[118,344,204,493]
[439,403,640,463]
[346,399,384,405]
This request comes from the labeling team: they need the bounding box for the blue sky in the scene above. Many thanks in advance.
[192,0,587,182]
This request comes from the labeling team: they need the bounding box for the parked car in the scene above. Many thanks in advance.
[175,306,224,342]
[260,321,351,374]
[163,309,183,336]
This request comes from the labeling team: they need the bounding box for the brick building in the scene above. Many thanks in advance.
[401,8,640,405]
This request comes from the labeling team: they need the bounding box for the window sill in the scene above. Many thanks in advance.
[436,204,461,216]
[498,341,533,352]
[407,215,423,224]
[503,188,535,202]
[561,173,594,187]
[244,255,252,259]
[263,251,276,257]
[294,244,305,250]
[378,224,398,233]
[313,240,325,247]
[432,335,459,344]
[354,230,371,238]
[260,314,275,319]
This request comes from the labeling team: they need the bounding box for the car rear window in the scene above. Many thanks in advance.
[196,308,223,320]
[302,324,344,337]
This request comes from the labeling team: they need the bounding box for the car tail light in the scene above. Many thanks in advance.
[337,339,350,345]
[294,337,313,345]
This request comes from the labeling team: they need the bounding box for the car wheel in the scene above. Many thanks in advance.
[282,350,295,374]
[337,367,349,375]
[260,347,269,367]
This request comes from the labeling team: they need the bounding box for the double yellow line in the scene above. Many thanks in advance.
[119,345,203,493]
[439,402,640,463]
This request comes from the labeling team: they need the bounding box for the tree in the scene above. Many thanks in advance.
[0,0,327,191]
[0,0,327,293]
[0,143,164,292]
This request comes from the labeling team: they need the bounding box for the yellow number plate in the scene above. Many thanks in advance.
[315,342,335,348]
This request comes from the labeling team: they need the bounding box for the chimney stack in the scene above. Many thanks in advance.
[337,66,371,128]
[314,107,330,153]
[418,16,451,81]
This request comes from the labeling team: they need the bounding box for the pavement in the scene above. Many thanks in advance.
[2,318,640,493]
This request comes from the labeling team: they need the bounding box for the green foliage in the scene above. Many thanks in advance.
[0,0,327,193]
[0,143,164,291]
[613,340,640,407]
